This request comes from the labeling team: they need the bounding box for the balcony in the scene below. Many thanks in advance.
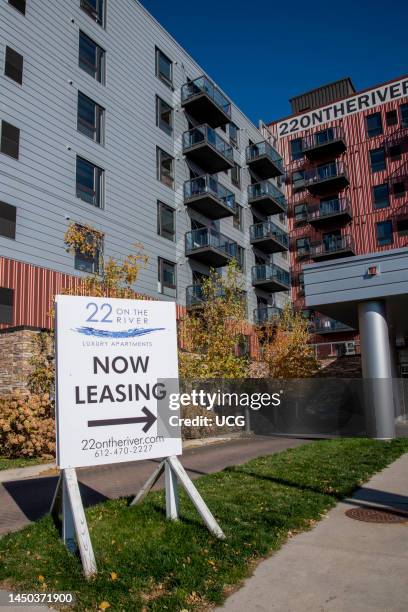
[307,197,352,228]
[246,141,284,179]
[183,125,234,173]
[303,126,346,161]
[186,284,245,308]
[304,161,349,196]
[310,234,355,261]
[248,181,287,215]
[251,263,290,292]
[184,175,236,220]
[250,220,288,254]
[181,75,231,128]
[185,227,237,267]
[254,306,282,326]
[312,317,355,335]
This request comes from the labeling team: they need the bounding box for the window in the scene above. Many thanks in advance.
[389,144,401,161]
[317,161,336,179]
[156,96,173,136]
[366,112,383,138]
[8,0,25,14]
[80,0,105,27]
[79,31,105,84]
[292,170,305,189]
[400,103,408,128]
[376,220,393,246]
[236,245,245,272]
[229,123,239,148]
[77,92,104,144]
[298,272,305,296]
[294,203,307,224]
[1,121,20,159]
[0,287,13,324]
[373,184,389,209]
[76,156,104,207]
[0,201,16,239]
[74,238,102,274]
[156,147,174,189]
[290,138,303,161]
[233,203,243,231]
[296,237,310,258]
[158,257,176,297]
[155,47,172,88]
[397,218,408,237]
[4,47,23,84]
[392,182,405,198]
[157,201,175,240]
[370,147,386,173]
[231,162,241,188]
[386,110,398,126]
[314,127,333,145]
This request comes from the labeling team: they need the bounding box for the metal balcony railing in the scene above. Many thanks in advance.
[182,124,233,162]
[253,306,282,325]
[310,234,354,257]
[307,197,351,222]
[304,161,348,186]
[302,126,346,152]
[246,141,284,174]
[313,340,361,359]
[251,264,290,288]
[184,175,236,212]
[247,181,287,211]
[181,75,231,118]
[312,318,355,334]
[185,227,237,257]
[249,220,289,249]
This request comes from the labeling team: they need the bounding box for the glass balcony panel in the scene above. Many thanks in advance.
[184,176,236,212]
[247,181,287,212]
[181,75,231,118]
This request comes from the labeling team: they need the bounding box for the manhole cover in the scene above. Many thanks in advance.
[345,507,408,524]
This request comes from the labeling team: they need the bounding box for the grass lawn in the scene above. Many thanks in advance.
[0,456,50,471]
[0,438,407,611]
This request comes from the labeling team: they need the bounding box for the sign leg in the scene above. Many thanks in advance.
[130,460,165,506]
[165,459,179,520]
[63,468,97,578]
[167,456,225,539]
[50,473,62,526]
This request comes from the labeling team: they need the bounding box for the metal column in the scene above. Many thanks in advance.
[358,300,395,439]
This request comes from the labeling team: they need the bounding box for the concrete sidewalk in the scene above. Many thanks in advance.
[217,452,408,612]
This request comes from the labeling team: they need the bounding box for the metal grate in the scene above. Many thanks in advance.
[345,507,408,524]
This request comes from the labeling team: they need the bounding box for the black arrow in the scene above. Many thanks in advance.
[87,406,157,433]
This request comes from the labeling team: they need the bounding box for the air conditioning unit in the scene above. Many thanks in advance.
[344,341,356,356]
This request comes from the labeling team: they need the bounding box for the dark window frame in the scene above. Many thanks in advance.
[400,103,408,128]
[156,147,174,189]
[290,137,303,161]
[369,147,386,173]
[1,120,20,159]
[231,162,241,188]
[386,109,398,127]
[157,201,175,241]
[0,287,13,324]
[376,220,393,246]
[397,218,408,237]
[78,31,106,85]
[366,112,383,138]
[80,0,106,27]
[76,155,104,208]
[233,203,243,231]
[4,46,23,85]
[373,183,389,209]
[77,91,105,144]
[0,201,16,239]
[155,96,173,136]
[158,257,177,295]
[155,47,173,89]
[392,181,405,198]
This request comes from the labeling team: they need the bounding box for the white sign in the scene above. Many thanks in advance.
[55,295,182,469]
[275,77,408,138]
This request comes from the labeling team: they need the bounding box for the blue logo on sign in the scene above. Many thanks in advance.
[72,327,165,338]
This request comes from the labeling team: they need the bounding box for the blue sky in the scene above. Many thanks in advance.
[140,0,408,125]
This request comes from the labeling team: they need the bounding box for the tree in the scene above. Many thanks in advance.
[179,261,249,379]
[28,223,148,394]
[259,304,319,378]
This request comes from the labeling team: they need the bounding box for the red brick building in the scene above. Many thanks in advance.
[268,75,408,357]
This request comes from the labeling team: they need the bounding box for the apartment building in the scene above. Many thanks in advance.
[268,75,408,360]
[0,0,290,335]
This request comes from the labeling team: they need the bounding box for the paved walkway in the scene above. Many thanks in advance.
[0,435,308,536]
[217,452,408,612]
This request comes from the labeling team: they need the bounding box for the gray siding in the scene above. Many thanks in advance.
[0,0,289,320]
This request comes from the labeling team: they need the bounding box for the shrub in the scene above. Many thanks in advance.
[0,391,55,460]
